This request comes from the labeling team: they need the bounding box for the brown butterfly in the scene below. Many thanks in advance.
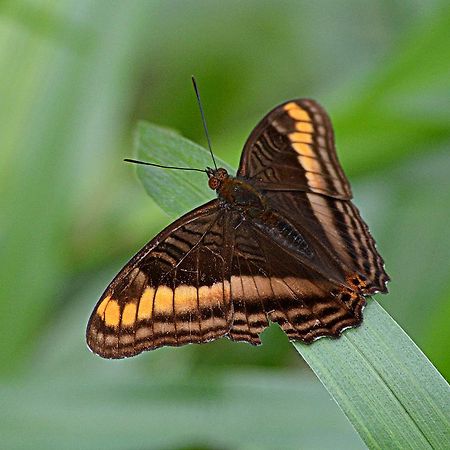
[86,87,389,359]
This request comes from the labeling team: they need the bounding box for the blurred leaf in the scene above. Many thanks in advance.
[366,151,450,379]
[135,121,450,449]
[0,371,365,450]
[0,0,157,375]
[335,3,450,176]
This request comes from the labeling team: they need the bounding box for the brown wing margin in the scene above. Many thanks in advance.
[86,199,234,359]
[228,218,366,345]
[238,99,352,199]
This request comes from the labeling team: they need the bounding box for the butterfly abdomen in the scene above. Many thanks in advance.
[253,211,315,259]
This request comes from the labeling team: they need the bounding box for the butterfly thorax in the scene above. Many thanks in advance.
[209,169,313,258]
[209,168,266,214]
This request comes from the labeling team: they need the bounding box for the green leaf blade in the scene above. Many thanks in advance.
[134,121,450,449]
[135,122,233,218]
[298,301,450,449]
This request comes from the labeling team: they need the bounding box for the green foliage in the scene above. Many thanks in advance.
[1,1,449,449]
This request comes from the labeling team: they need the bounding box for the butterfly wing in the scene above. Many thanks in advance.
[265,191,389,294]
[228,216,366,344]
[88,98,389,356]
[238,99,352,199]
[238,98,389,294]
[86,199,234,359]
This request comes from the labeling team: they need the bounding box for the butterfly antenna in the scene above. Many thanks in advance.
[191,76,218,170]
[124,158,206,173]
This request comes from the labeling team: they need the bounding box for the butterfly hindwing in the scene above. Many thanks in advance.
[264,191,389,294]
[238,99,352,199]
[228,214,365,344]
[86,200,234,358]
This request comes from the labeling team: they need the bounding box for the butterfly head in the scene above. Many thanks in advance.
[207,167,229,190]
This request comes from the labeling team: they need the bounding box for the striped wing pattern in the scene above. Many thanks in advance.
[228,218,365,344]
[87,200,233,358]
[239,99,352,199]
[87,98,389,358]
[237,98,388,294]
[265,191,389,294]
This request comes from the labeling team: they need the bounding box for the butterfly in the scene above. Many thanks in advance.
[86,96,389,359]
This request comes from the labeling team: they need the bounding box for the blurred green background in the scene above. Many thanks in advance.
[1,1,449,449]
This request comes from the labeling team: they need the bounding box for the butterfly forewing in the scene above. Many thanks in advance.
[239,99,352,199]
[87,200,234,358]
[237,98,388,293]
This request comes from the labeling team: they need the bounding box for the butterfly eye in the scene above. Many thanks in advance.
[208,177,220,190]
